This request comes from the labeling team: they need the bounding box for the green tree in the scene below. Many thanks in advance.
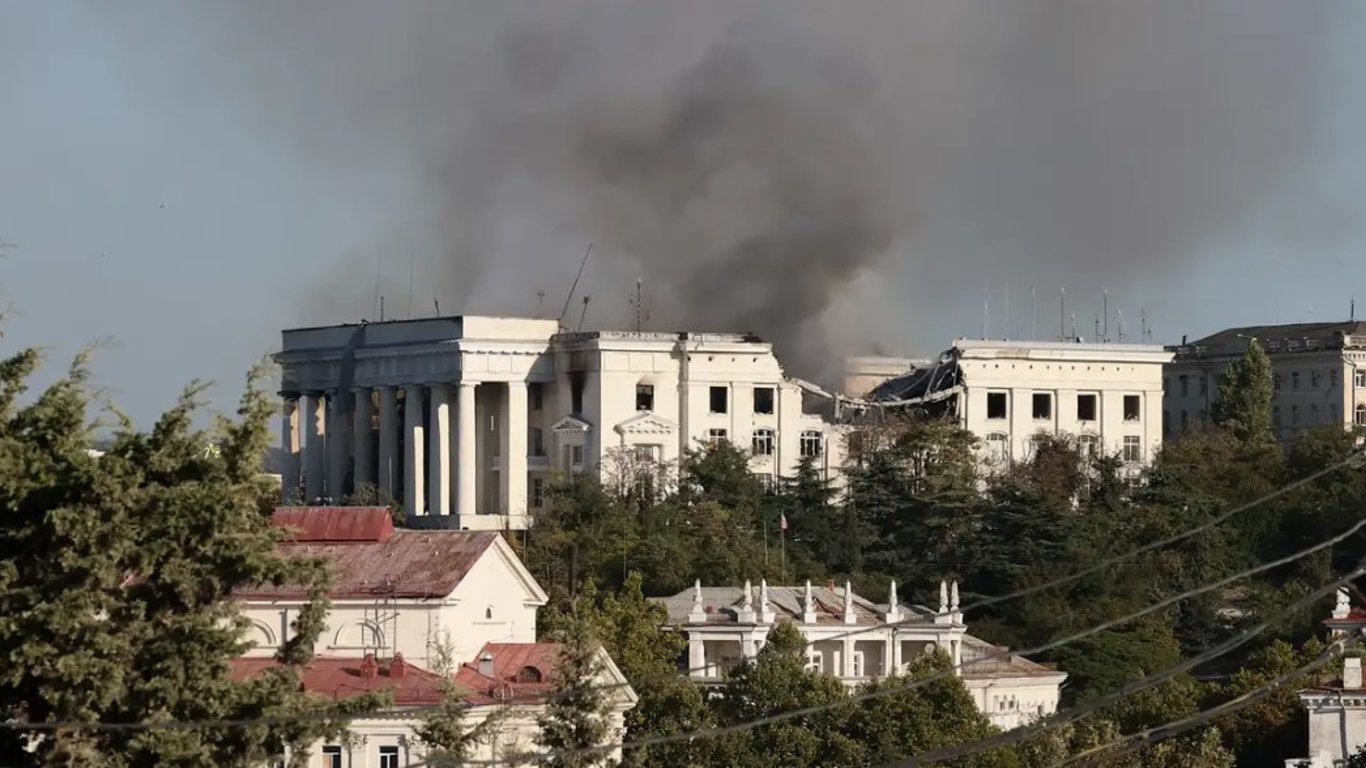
[0,353,361,767]
[1212,338,1275,446]
[536,611,617,768]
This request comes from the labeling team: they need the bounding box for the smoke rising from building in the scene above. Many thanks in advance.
[92,1,1351,380]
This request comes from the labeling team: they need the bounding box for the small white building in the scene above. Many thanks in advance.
[233,507,637,767]
[1164,321,1366,444]
[274,316,845,530]
[1290,589,1366,768]
[654,579,1066,730]
[867,339,1171,468]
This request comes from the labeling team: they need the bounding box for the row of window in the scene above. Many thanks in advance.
[322,744,399,768]
[1165,403,1366,432]
[982,432,1143,463]
[1169,369,1366,397]
[705,428,824,458]
[632,384,777,415]
[986,392,1140,422]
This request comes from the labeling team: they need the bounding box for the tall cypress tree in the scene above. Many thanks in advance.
[1213,338,1275,446]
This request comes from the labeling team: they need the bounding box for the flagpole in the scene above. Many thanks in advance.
[779,513,787,582]
[763,515,769,567]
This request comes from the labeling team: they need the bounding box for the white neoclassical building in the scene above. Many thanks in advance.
[865,339,1172,468]
[274,316,844,530]
[655,579,1066,731]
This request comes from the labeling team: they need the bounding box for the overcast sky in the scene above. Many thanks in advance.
[4,1,1366,426]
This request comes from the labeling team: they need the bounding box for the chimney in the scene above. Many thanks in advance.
[389,653,407,679]
[802,580,817,624]
[759,579,775,624]
[360,653,379,680]
[842,580,856,625]
[688,579,707,624]
[886,580,902,624]
[1346,657,1363,689]
[478,651,495,678]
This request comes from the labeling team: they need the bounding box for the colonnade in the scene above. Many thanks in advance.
[279,381,528,518]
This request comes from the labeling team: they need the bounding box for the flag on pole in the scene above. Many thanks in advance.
[780,513,788,531]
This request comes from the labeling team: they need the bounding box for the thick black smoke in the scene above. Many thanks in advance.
[91,1,1346,380]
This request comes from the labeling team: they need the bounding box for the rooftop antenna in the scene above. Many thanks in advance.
[371,256,382,322]
[1116,308,1125,342]
[1059,287,1066,340]
[1071,312,1077,340]
[433,293,441,317]
[1102,289,1109,342]
[558,242,593,330]
[379,296,385,322]
[1140,307,1149,342]
[634,277,643,332]
[577,295,591,332]
[407,248,416,320]
[537,291,546,318]
[1352,298,1356,321]
[1094,313,1101,342]
[983,300,990,340]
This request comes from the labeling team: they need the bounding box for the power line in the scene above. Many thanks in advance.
[890,555,1366,766]
[1056,627,1364,768]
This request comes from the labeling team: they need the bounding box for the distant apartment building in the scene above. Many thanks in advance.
[1164,321,1366,443]
[866,339,1172,468]
[274,316,844,530]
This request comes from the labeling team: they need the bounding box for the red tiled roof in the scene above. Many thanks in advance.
[455,642,560,705]
[271,507,394,542]
[230,643,561,706]
[235,530,500,600]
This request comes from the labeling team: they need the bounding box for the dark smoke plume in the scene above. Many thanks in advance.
[91,1,1348,380]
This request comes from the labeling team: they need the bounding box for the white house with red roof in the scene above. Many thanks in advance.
[656,578,1065,730]
[232,507,637,767]
[1289,588,1366,768]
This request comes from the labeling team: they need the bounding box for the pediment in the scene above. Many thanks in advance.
[551,415,592,434]
[613,412,679,436]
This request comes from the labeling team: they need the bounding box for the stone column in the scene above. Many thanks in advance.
[302,392,324,503]
[404,385,426,514]
[893,637,903,673]
[688,637,705,679]
[505,381,528,518]
[377,387,399,499]
[428,384,452,516]
[352,387,374,491]
[280,397,301,503]
[843,636,856,678]
[325,390,350,501]
[883,636,894,677]
[457,381,478,518]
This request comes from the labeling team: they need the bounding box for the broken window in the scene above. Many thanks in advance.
[709,386,728,414]
[1123,395,1141,422]
[799,430,822,458]
[753,387,775,415]
[752,428,775,456]
[1031,393,1052,420]
[636,383,654,412]
[1077,393,1098,422]
[986,392,1008,420]
[570,372,585,414]
[1078,434,1099,457]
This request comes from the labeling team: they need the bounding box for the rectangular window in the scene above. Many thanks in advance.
[753,387,775,415]
[530,382,544,411]
[1031,392,1052,420]
[570,372,585,414]
[1122,436,1141,463]
[1199,376,1208,395]
[1331,370,1339,389]
[1292,371,1300,390]
[707,428,728,446]
[1077,393,1098,422]
[1357,370,1366,388]
[853,650,865,677]
[799,430,822,459]
[1123,395,1141,422]
[322,746,343,768]
[1291,405,1300,425]
[1312,371,1322,389]
[570,445,584,466]
[752,428,775,456]
[1078,435,1099,457]
[634,443,661,462]
[986,392,1008,420]
[633,382,655,412]
[531,427,545,457]
[757,473,776,492]
[379,745,400,768]
[531,477,544,508]
[709,386,728,414]
[1274,374,1282,391]
[1356,405,1366,426]
[1180,376,1189,397]
[1311,404,1319,423]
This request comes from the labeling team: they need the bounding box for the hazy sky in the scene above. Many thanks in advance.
[4,1,1366,426]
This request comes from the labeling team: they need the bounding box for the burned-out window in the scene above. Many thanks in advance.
[753,387,775,415]
[709,386,728,414]
[799,430,822,458]
[636,384,654,412]
[1123,395,1141,422]
[570,372,585,415]
[987,392,1008,420]
[1077,394,1098,422]
[1031,393,1052,420]
[752,428,775,456]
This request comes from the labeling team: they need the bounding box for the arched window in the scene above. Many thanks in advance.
[751,428,775,457]
[515,666,543,683]
[1356,404,1366,426]
[485,606,494,620]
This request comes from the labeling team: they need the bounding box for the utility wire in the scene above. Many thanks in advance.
[890,554,1366,766]
[1055,627,1364,768]
[4,449,1360,740]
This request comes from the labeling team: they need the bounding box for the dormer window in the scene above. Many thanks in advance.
[516,666,543,683]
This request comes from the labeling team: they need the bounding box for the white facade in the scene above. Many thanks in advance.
[655,579,1066,731]
[1164,321,1366,444]
[1291,589,1366,768]
[870,340,1171,468]
[234,508,636,767]
[274,316,844,530]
